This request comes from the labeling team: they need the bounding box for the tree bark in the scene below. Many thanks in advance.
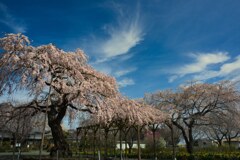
[149,124,160,160]
[217,140,222,146]
[127,134,134,154]
[113,129,118,158]
[104,128,109,160]
[187,127,194,154]
[48,105,72,157]
[172,120,194,154]
[123,127,130,159]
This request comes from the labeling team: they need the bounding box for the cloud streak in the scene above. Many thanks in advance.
[193,56,240,81]
[77,3,143,88]
[101,21,143,59]
[114,67,137,78]
[0,2,26,33]
[177,52,229,75]
[220,56,240,75]
[94,3,144,63]
[118,78,135,88]
[169,52,240,83]
[88,3,143,88]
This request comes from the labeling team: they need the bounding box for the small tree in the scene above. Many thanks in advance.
[145,94,179,160]
[223,111,240,147]
[0,102,40,159]
[158,124,181,147]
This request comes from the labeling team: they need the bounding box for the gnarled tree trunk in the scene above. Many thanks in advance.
[48,105,72,157]
[172,120,194,154]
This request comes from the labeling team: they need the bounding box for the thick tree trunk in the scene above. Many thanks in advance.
[172,121,194,154]
[48,120,71,157]
[187,128,194,154]
[48,105,72,157]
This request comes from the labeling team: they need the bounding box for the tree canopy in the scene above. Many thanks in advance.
[145,81,240,154]
[0,33,119,156]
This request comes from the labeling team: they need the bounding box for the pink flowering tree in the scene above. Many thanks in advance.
[0,34,118,156]
[82,96,166,160]
[145,92,179,159]
[110,97,165,160]
[136,99,166,159]
[145,81,240,154]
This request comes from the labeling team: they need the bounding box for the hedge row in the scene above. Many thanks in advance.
[125,151,240,160]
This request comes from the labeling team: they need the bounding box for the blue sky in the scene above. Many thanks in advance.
[1,0,240,99]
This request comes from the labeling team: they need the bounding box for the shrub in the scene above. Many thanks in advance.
[157,151,240,160]
[0,141,12,152]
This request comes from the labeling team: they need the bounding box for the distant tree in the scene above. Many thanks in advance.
[145,81,240,154]
[0,103,13,129]
[223,110,240,147]
[0,102,40,158]
[158,124,181,147]
[145,93,179,159]
[0,33,118,156]
[126,127,137,154]
[203,109,240,147]
[202,114,227,147]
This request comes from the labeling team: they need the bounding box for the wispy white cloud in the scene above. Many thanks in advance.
[114,67,137,78]
[86,3,142,88]
[192,56,240,81]
[118,53,134,61]
[219,56,240,75]
[92,3,144,63]
[177,52,229,75]
[77,3,142,88]
[192,70,219,81]
[101,22,143,59]
[168,75,178,83]
[169,52,240,83]
[118,78,135,88]
[0,2,27,33]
